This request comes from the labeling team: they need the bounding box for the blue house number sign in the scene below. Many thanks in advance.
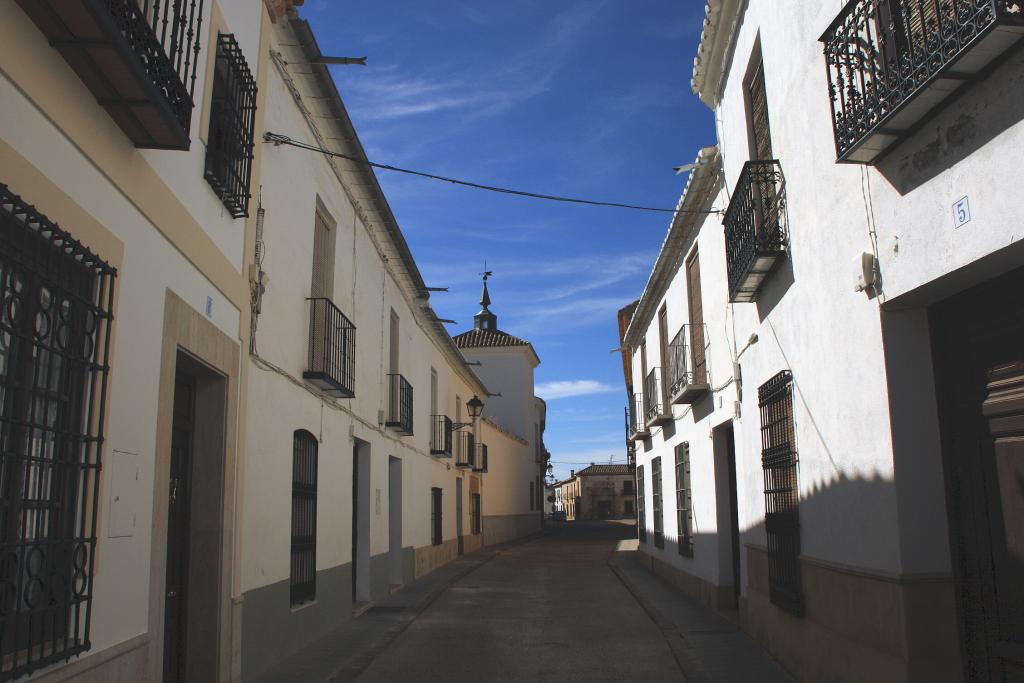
[953,196,971,229]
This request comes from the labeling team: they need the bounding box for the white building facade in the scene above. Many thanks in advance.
[626,1,1024,680]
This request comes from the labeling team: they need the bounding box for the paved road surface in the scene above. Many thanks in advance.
[357,520,683,682]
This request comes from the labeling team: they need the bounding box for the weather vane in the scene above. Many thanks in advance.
[481,261,493,282]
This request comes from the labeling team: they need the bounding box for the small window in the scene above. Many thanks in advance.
[310,210,336,299]
[204,33,257,219]
[623,480,634,495]
[676,443,694,557]
[529,481,535,511]
[652,457,664,549]
[759,370,802,614]
[471,494,482,535]
[291,430,318,605]
[431,487,443,546]
[744,43,774,162]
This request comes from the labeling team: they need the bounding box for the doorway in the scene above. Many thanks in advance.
[931,266,1024,680]
[713,422,741,608]
[352,441,371,605]
[164,353,226,682]
[388,457,403,588]
[456,477,464,555]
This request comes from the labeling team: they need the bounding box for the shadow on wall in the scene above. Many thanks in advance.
[634,470,974,682]
[875,42,1024,195]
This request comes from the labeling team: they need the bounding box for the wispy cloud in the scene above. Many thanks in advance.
[536,380,616,400]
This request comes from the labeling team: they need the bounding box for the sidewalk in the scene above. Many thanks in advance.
[608,540,793,683]
[255,547,502,683]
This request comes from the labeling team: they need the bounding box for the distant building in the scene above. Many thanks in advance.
[558,465,636,521]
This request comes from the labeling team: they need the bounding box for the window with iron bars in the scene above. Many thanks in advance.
[0,183,116,681]
[676,443,694,557]
[471,493,481,535]
[637,466,647,543]
[204,33,257,219]
[290,430,318,606]
[652,457,664,549]
[430,487,443,546]
[759,370,803,615]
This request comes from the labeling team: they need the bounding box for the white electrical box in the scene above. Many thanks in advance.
[107,450,139,538]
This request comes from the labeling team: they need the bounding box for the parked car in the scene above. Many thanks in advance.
[547,510,567,522]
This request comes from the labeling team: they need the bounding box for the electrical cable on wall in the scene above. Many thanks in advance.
[264,132,724,216]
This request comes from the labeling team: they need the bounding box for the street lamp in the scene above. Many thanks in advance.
[454,395,485,431]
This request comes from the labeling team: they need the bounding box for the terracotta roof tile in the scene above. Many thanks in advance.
[453,328,532,349]
[576,464,633,476]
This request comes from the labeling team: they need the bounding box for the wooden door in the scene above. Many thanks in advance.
[686,251,707,385]
[165,372,195,682]
[932,266,1024,680]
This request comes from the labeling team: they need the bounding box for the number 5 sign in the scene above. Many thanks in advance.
[953,196,971,229]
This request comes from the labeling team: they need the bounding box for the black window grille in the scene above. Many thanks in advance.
[470,494,481,535]
[204,33,257,219]
[455,431,474,469]
[290,430,317,606]
[637,466,647,543]
[723,160,788,303]
[430,487,442,546]
[303,298,355,398]
[759,370,803,615]
[385,374,413,436]
[676,443,694,557]
[430,415,453,457]
[0,183,116,681]
[622,480,634,495]
[652,457,664,549]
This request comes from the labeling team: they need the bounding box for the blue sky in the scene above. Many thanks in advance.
[305,1,714,481]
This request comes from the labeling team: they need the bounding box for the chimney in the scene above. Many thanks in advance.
[570,469,575,478]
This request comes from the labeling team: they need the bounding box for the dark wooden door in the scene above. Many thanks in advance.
[165,372,195,682]
[456,478,464,555]
[686,251,707,385]
[352,445,358,603]
[932,267,1024,681]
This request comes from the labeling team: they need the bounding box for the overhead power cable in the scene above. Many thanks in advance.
[264,132,722,215]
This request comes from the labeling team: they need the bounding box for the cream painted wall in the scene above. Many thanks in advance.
[0,0,266,666]
[478,419,534,518]
[460,347,537,442]
[239,21,495,595]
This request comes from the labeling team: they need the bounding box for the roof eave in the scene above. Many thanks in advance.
[691,0,747,108]
[623,147,722,348]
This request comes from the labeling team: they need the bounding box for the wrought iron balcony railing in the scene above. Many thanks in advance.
[17,0,206,149]
[456,431,475,469]
[204,33,257,218]
[644,368,671,426]
[430,415,453,456]
[386,374,413,436]
[303,297,355,398]
[821,0,1024,164]
[627,393,650,441]
[667,325,710,405]
[473,443,488,473]
[724,160,788,303]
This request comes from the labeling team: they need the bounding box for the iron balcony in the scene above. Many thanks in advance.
[627,393,650,441]
[667,325,710,405]
[473,443,488,473]
[724,160,788,303]
[303,297,356,398]
[16,0,206,150]
[430,415,453,456]
[455,431,475,469]
[821,0,1024,164]
[386,374,413,436]
[644,368,672,427]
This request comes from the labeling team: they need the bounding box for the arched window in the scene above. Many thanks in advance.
[291,430,318,605]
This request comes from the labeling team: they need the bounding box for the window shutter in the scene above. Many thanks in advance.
[748,59,773,161]
[311,212,335,299]
[686,253,706,385]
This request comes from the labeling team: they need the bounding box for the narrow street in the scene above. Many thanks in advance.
[262,521,791,682]
[357,521,678,682]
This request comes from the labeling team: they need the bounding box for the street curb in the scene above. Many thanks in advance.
[607,553,712,683]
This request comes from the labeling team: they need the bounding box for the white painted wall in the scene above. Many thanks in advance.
[631,0,1024,596]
